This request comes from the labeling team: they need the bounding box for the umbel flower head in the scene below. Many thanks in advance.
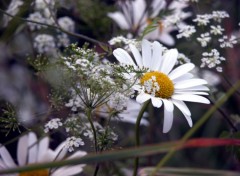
[113,39,210,133]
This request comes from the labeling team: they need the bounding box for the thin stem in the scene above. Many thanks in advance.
[209,99,237,132]
[150,80,240,176]
[133,100,150,176]
[86,108,98,152]
[86,108,100,176]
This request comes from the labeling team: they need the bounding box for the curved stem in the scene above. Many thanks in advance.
[133,100,150,176]
[150,80,240,176]
[86,108,98,152]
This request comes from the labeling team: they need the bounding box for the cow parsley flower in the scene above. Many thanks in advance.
[34,34,56,53]
[44,118,63,133]
[64,136,85,152]
[113,40,210,133]
[200,49,225,72]
[197,33,211,47]
[193,14,211,26]
[210,25,224,35]
[219,35,238,48]
[177,25,196,39]
[212,11,229,22]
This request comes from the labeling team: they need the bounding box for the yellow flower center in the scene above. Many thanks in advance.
[19,169,49,176]
[140,71,174,99]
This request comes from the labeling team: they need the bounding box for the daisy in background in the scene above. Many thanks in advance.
[113,39,210,133]
[0,132,86,176]
[108,0,191,46]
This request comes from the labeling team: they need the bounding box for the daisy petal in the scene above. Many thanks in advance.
[151,97,162,108]
[169,63,195,80]
[172,99,191,116]
[53,165,85,176]
[28,132,38,163]
[177,85,210,91]
[172,94,210,104]
[172,73,194,83]
[174,91,209,95]
[129,44,143,67]
[113,48,136,66]
[37,137,49,162]
[136,93,151,104]
[183,113,193,127]
[17,134,28,166]
[174,79,208,89]
[142,39,152,69]
[0,145,16,168]
[158,32,175,46]
[160,49,178,74]
[151,41,163,71]
[107,12,129,30]
[162,100,174,133]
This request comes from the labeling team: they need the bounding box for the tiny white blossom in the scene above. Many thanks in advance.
[210,25,224,35]
[58,16,75,32]
[44,118,63,133]
[34,34,56,53]
[193,14,212,26]
[64,136,85,152]
[200,49,225,72]
[219,35,238,48]
[197,33,211,47]
[212,11,229,22]
[177,25,196,39]
[57,33,70,47]
[27,12,46,30]
[109,36,141,51]
[107,92,129,111]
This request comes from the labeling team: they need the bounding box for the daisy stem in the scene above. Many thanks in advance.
[133,100,150,176]
[150,80,240,176]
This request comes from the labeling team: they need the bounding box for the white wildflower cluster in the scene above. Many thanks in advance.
[64,116,83,133]
[219,35,238,48]
[3,0,23,26]
[28,0,75,53]
[27,0,55,30]
[143,76,160,97]
[197,33,211,47]
[212,11,229,22]
[64,136,85,152]
[210,25,224,35]
[193,14,212,26]
[33,34,56,54]
[44,118,63,133]
[107,92,129,112]
[58,17,75,32]
[200,49,226,72]
[177,25,196,39]
[109,36,141,51]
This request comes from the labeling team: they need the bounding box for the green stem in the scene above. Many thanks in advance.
[150,80,240,176]
[86,108,100,176]
[133,100,150,176]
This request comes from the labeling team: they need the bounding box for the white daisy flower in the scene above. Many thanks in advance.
[0,132,86,176]
[113,40,210,133]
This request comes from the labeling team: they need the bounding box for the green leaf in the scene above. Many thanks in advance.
[139,167,240,176]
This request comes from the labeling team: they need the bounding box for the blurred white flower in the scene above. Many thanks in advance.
[193,14,211,26]
[200,49,225,72]
[197,32,211,47]
[210,25,224,35]
[177,25,196,39]
[212,11,229,22]
[113,40,210,133]
[44,118,63,133]
[34,34,56,53]
[219,35,238,48]
[27,12,46,30]
[58,16,75,32]
[64,136,85,152]
[108,0,191,46]
[0,132,86,176]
